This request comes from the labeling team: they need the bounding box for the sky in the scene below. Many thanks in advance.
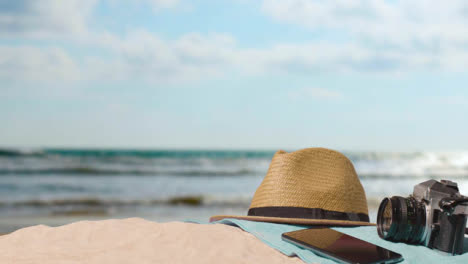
[1,0,468,151]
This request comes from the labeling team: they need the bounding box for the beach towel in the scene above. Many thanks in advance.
[213,219,468,264]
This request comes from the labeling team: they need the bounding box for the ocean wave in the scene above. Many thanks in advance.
[352,151,468,177]
[0,195,251,208]
[358,173,468,179]
[0,148,275,159]
[0,148,45,157]
[0,168,257,176]
[1,168,467,178]
[2,149,468,178]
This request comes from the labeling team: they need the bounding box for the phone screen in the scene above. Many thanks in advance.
[282,228,402,264]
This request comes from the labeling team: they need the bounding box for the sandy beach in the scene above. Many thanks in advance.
[0,218,305,264]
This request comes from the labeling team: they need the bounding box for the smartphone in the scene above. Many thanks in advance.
[282,228,403,264]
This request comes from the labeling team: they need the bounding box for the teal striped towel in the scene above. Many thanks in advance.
[209,219,468,264]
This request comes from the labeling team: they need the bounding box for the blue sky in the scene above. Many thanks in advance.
[1,0,468,150]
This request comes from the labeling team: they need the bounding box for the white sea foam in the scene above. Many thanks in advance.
[1,149,468,232]
[351,151,468,177]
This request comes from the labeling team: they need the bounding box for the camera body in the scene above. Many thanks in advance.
[377,179,468,255]
[413,180,467,254]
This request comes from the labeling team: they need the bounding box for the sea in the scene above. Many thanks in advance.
[1,148,468,233]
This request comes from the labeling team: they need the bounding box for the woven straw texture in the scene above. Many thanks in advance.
[210,148,374,226]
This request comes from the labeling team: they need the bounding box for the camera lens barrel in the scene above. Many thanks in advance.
[377,196,426,244]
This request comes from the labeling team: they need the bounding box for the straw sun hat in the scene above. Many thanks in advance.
[210,148,374,226]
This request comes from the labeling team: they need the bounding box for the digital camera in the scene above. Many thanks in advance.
[377,180,468,255]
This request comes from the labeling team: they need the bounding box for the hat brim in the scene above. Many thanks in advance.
[210,214,376,226]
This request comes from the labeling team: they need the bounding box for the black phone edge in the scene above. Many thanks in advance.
[281,232,403,264]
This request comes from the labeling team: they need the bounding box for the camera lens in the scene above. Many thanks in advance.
[377,196,426,244]
[377,198,394,237]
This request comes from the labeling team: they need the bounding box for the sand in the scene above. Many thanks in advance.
[0,218,305,264]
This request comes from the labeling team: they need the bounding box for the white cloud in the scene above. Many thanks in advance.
[0,0,179,40]
[263,0,468,44]
[81,30,238,83]
[261,0,468,71]
[261,0,468,44]
[0,0,97,38]
[2,29,466,84]
[0,46,80,82]
[80,30,432,83]
[0,29,237,84]
[2,0,468,85]
[82,0,468,77]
